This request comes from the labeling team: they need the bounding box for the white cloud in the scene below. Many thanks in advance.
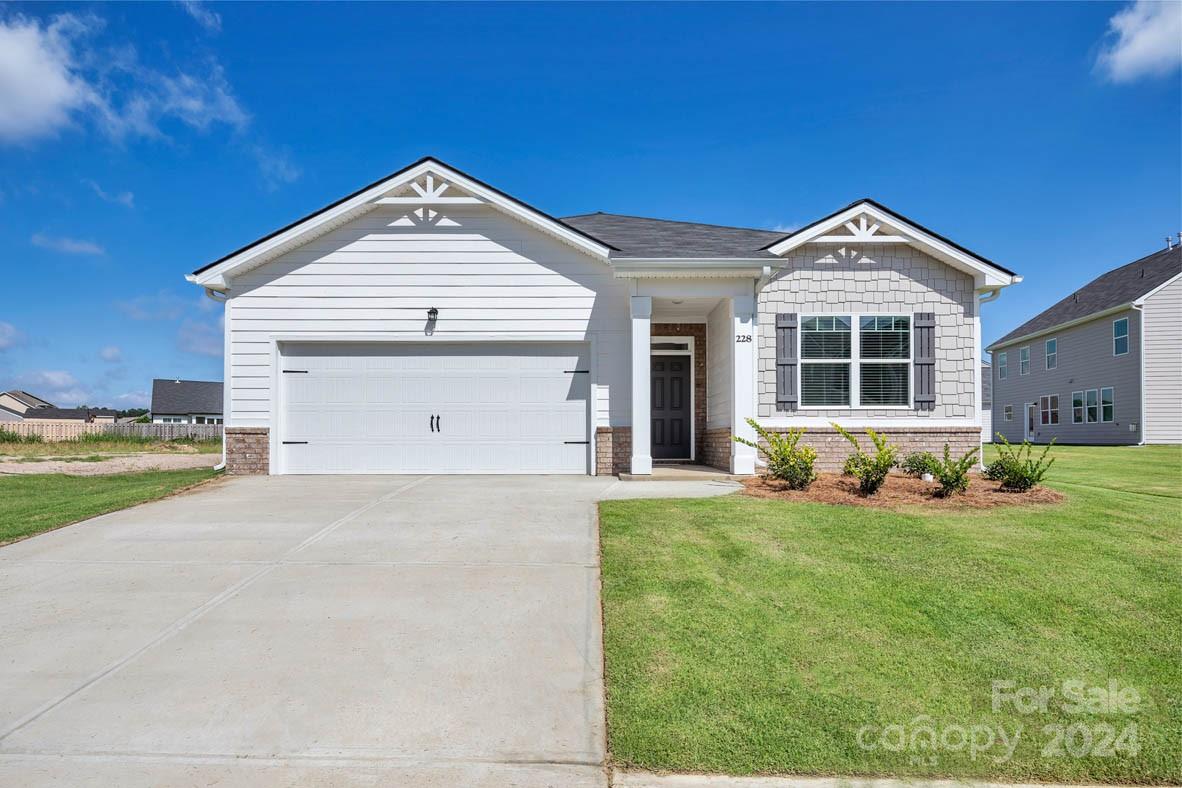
[117,290,188,321]
[14,369,90,406]
[99,345,122,362]
[114,389,150,407]
[1096,0,1182,83]
[177,1,222,34]
[0,321,21,351]
[177,317,223,357]
[31,232,104,255]
[84,178,133,207]
[768,222,797,233]
[0,14,98,143]
[253,144,302,191]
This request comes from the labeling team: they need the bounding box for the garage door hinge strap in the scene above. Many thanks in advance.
[564,369,590,374]
[564,440,590,445]
[282,441,308,445]
[282,369,308,374]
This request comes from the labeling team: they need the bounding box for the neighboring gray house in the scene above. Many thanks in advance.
[987,244,1181,445]
[151,379,224,424]
[186,157,1019,475]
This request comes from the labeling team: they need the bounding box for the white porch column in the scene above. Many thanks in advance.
[731,295,757,475]
[630,295,653,475]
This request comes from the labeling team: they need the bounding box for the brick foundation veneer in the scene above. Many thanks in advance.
[702,427,733,471]
[763,426,982,472]
[595,426,632,476]
[225,427,269,475]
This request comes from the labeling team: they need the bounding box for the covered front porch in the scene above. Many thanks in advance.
[607,274,759,477]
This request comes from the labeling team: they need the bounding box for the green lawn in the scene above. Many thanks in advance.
[0,468,220,545]
[599,445,1181,782]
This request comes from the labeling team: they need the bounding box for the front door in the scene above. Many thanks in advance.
[1025,403,1037,440]
[651,355,691,460]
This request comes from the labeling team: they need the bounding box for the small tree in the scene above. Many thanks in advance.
[832,422,898,495]
[733,419,817,490]
[933,443,979,497]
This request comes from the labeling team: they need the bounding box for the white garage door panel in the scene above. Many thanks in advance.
[279,343,589,474]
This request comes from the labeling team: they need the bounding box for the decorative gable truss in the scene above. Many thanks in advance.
[187,157,613,290]
[765,200,1018,290]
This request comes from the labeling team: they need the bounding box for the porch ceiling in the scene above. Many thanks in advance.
[651,296,721,322]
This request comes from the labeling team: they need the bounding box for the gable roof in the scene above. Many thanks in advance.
[0,404,25,420]
[2,390,54,409]
[561,213,783,259]
[25,407,118,421]
[152,379,224,415]
[988,245,1182,350]
[189,157,615,285]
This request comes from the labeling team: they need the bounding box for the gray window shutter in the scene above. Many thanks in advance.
[913,312,936,410]
[776,313,798,411]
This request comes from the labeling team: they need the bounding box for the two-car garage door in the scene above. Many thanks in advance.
[278,342,590,474]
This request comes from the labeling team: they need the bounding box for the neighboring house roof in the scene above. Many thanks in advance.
[988,245,1182,349]
[561,213,783,259]
[151,379,224,415]
[26,407,118,421]
[0,404,25,421]
[3,390,54,410]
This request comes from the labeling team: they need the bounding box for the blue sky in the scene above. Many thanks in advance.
[1,1,1179,408]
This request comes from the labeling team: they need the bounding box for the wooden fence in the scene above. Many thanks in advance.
[0,422,223,443]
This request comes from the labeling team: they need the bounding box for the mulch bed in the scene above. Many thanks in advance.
[742,472,1065,510]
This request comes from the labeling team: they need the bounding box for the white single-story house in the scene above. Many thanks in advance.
[186,157,1020,475]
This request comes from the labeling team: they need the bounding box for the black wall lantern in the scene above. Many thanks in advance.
[427,307,439,322]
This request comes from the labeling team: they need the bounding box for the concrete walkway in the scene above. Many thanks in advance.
[0,474,737,787]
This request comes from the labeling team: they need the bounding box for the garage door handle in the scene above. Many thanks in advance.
[430,415,435,432]
[437,414,442,433]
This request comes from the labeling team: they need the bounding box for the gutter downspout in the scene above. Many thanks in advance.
[1132,303,1146,446]
[204,287,229,471]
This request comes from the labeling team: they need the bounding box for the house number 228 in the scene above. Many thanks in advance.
[736,335,752,343]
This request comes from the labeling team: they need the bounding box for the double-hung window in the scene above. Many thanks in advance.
[1003,405,1013,421]
[859,316,910,407]
[1113,318,1129,356]
[1086,389,1099,423]
[1019,347,1030,375]
[1045,338,1057,370]
[998,352,1008,380]
[800,316,851,406]
[1072,391,1084,424]
[1040,395,1059,425]
[1101,387,1114,422]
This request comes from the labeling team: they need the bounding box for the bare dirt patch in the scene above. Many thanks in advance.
[0,453,219,477]
[742,472,1064,510]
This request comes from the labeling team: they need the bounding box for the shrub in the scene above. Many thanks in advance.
[901,451,940,478]
[734,419,817,490]
[992,436,1056,492]
[983,457,1012,481]
[0,427,42,444]
[933,443,979,497]
[832,422,898,495]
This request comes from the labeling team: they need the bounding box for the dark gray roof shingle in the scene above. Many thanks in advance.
[989,245,1181,348]
[26,407,118,421]
[561,213,783,258]
[151,379,223,415]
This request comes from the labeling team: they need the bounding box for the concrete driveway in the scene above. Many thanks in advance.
[0,474,737,787]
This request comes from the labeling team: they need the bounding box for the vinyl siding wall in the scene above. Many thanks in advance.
[991,308,1142,445]
[756,243,978,421]
[706,299,733,430]
[1142,274,1182,443]
[224,205,633,429]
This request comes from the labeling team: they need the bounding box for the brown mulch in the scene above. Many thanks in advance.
[742,472,1065,510]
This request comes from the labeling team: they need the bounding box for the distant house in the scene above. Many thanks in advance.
[981,360,993,443]
[987,244,1181,445]
[151,379,224,424]
[23,407,118,423]
[0,404,24,422]
[0,390,54,416]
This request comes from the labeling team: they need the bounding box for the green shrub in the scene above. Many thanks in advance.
[983,456,1012,481]
[933,443,979,497]
[901,451,940,478]
[0,428,43,444]
[992,435,1056,492]
[734,419,817,490]
[832,422,898,495]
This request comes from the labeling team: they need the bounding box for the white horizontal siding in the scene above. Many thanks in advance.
[225,205,632,429]
[1142,275,1182,443]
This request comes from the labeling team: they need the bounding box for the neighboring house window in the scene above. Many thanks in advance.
[161,417,182,424]
[998,352,1008,380]
[1045,338,1057,370]
[800,316,851,406]
[1040,394,1059,425]
[1113,318,1129,356]
[1072,391,1084,424]
[859,315,910,407]
[1101,387,1114,422]
[1086,389,1099,423]
[1004,405,1013,422]
[1019,347,1030,375]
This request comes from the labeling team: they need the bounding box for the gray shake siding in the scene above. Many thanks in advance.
[991,308,1142,445]
[757,244,978,420]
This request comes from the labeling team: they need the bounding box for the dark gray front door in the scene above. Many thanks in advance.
[651,355,691,460]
